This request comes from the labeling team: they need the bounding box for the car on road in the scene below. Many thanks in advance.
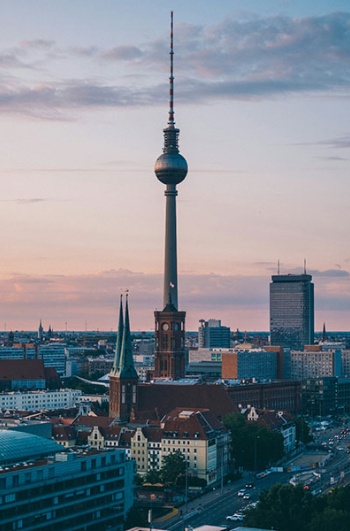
[226,513,244,521]
[243,493,251,500]
[237,489,246,496]
[245,482,255,488]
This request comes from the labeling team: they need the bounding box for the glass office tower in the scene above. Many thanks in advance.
[270,274,314,350]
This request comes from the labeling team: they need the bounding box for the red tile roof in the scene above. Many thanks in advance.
[72,415,113,429]
[160,407,226,439]
[136,383,235,422]
[52,425,76,441]
[0,359,46,380]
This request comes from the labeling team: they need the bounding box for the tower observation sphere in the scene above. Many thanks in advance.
[155,149,188,186]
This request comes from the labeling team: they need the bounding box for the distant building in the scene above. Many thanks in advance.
[0,389,82,411]
[341,350,350,377]
[0,359,59,391]
[198,319,231,348]
[189,348,226,363]
[0,343,66,375]
[270,274,314,350]
[224,380,301,414]
[0,430,134,531]
[290,346,342,380]
[301,376,350,416]
[221,349,277,380]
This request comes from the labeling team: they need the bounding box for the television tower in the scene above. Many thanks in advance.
[154,12,187,379]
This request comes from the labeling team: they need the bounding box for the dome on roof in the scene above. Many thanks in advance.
[0,430,65,465]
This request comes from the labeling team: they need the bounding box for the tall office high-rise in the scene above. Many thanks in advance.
[270,273,314,350]
[198,319,231,348]
[154,12,187,379]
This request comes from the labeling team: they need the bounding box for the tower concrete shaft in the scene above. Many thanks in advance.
[164,184,178,309]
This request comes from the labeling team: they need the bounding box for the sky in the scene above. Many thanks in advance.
[0,0,350,333]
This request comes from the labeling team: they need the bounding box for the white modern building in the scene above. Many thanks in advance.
[0,389,83,411]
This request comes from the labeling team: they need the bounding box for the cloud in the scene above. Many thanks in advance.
[1,198,48,205]
[0,268,349,332]
[309,268,350,278]
[319,156,348,161]
[101,45,143,61]
[318,136,350,149]
[0,12,350,119]
[19,39,56,51]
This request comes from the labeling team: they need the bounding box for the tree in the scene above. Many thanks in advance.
[307,508,350,531]
[244,483,315,531]
[244,483,350,531]
[306,487,350,531]
[160,450,186,484]
[293,416,313,444]
[124,505,148,529]
[223,412,284,471]
[143,469,162,484]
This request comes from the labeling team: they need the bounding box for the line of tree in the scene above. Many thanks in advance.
[244,483,350,531]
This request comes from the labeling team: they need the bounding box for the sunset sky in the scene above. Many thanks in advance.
[0,0,349,333]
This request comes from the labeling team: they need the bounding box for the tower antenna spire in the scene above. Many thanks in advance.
[153,12,188,379]
[168,11,175,126]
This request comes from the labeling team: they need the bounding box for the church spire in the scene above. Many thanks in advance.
[109,293,138,421]
[119,293,138,379]
[38,319,44,341]
[112,294,124,373]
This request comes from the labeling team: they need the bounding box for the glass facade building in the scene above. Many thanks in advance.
[270,274,314,350]
[0,431,134,531]
[198,319,231,348]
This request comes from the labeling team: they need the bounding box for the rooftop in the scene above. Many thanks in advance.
[0,429,65,466]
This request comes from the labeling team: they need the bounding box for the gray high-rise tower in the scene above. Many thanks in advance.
[154,12,187,379]
[270,273,314,350]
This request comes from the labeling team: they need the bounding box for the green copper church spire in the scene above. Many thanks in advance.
[118,293,138,379]
[112,294,124,373]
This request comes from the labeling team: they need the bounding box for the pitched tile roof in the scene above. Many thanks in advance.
[72,415,113,429]
[136,383,235,422]
[0,359,46,380]
[52,425,76,442]
[161,407,227,439]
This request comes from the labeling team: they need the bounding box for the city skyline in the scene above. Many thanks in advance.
[1,1,349,332]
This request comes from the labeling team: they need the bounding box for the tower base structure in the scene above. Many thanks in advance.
[154,303,186,379]
[109,374,138,422]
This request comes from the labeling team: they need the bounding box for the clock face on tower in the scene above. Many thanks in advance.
[162,323,169,331]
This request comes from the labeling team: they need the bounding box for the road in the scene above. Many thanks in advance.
[155,472,291,530]
[153,421,350,530]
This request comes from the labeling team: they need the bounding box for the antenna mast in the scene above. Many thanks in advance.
[168,11,175,126]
